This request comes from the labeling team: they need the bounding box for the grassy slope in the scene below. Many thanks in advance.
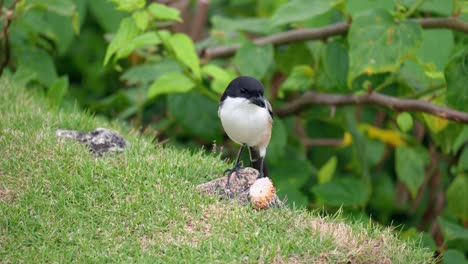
[0,78,433,263]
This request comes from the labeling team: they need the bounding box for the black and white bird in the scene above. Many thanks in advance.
[218,76,273,183]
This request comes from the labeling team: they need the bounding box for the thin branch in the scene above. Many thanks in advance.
[199,22,348,59]
[199,17,468,59]
[0,0,19,75]
[275,91,468,123]
[302,138,344,147]
[190,0,210,41]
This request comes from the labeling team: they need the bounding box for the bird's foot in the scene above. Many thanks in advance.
[224,165,243,188]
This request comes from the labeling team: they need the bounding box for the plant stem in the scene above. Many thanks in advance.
[374,76,395,93]
[403,0,426,19]
[404,84,446,99]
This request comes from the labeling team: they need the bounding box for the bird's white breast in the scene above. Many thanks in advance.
[219,97,272,152]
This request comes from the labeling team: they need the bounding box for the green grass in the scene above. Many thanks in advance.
[0,77,434,263]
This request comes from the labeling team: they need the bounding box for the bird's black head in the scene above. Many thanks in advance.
[220,76,265,106]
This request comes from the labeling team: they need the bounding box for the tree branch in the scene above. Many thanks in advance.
[199,17,468,59]
[275,91,468,123]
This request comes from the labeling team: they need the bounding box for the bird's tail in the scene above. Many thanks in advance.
[249,147,268,177]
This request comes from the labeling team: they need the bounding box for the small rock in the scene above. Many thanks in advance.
[56,128,129,155]
[196,167,283,208]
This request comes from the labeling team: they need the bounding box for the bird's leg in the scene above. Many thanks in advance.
[257,156,265,179]
[224,145,245,187]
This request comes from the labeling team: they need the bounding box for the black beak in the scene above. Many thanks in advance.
[249,96,266,108]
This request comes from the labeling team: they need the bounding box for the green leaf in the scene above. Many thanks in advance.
[420,0,454,16]
[453,126,468,153]
[121,59,180,86]
[147,3,182,22]
[14,47,58,86]
[132,10,149,31]
[271,0,341,26]
[147,72,194,99]
[445,49,468,112]
[395,146,429,199]
[47,76,69,106]
[399,30,453,92]
[88,0,126,32]
[459,148,468,172]
[438,217,468,244]
[348,9,422,86]
[443,249,468,264]
[14,0,78,54]
[275,43,313,74]
[312,177,370,207]
[234,42,274,80]
[397,112,413,132]
[319,42,349,92]
[169,33,201,79]
[270,159,313,208]
[345,111,371,180]
[167,92,222,141]
[266,119,287,163]
[430,123,464,155]
[11,67,38,87]
[110,0,145,12]
[104,17,141,65]
[446,174,468,221]
[369,172,395,221]
[27,0,76,16]
[317,156,337,184]
[201,64,234,94]
[364,139,386,167]
[345,0,394,17]
[278,65,314,97]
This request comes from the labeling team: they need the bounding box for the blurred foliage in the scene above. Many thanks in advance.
[1,0,468,262]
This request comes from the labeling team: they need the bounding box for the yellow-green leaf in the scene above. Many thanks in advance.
[110,0,145,12]
[147,3,182,22]
[132,10,149,31]
[169,33,201,79]
[422,114,449,134]
[317,156,337,184]
[115,32,161,60]
[397,112,413,132]
[201,64,233,94]
[104,17,141,65]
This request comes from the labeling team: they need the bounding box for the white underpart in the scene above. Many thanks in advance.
[219,97,271,157]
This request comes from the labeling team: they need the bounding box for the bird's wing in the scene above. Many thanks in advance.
[265,99,273,119]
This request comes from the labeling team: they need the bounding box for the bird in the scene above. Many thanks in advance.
[218,76,273,185]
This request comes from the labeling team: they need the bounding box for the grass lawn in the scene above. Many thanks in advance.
[0,77,434,263]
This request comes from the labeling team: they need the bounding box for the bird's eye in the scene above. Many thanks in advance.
[240,88,247,94]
